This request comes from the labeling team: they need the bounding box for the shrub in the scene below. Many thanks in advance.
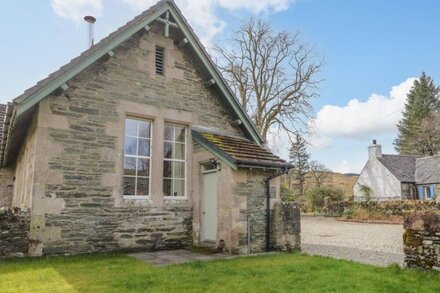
[280,183,301,202]
[359,185,372,201]
[305,187,345,212]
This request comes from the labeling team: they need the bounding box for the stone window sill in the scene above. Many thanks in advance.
[123,195,151,200]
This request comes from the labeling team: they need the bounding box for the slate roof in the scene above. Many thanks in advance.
[378,154,420,183]
[192,131,292,170]
[416,155,440,184]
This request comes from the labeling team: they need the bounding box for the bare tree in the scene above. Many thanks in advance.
[308,160,331,188]
[214,19,323,141]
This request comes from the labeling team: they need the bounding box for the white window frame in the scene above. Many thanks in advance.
[123,118,153,200]
[423,185,435,200]
[163,123,187,199]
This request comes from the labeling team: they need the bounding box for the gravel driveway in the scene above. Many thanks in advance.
[301,216,404,267]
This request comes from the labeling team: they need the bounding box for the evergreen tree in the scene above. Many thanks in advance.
[395,72,440,155]
[289,133,310,195]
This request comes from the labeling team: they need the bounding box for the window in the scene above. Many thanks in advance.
[155,46,165,75]
[123,118,151,198]
[418,185,436,200]
[163,124,186,197]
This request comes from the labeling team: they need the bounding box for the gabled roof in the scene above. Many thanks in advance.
[377,154,420,183]
[416,155,440,185]
[192,130,292,170]
[1,0,263,167]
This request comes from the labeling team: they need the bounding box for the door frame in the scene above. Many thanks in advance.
[200,164,219,243]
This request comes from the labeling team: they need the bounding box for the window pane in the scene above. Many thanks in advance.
[138,138,150,157]
[173,179,185,197]
[163,179,172,196]
[124,137,137,155]
[164,125,174,141]
[175,126,185,142]
[164,142,173,159]
[138,121,151,138]
[174,143,185,160]
[137,177,149,196]
[163,160,172,178]
[123,157,136,176]
[123,177,136,195]
[125,119,137,137]
[173,161,185,179]
[137,159,150,177]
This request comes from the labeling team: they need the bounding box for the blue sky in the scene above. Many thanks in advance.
[1,0,440,173]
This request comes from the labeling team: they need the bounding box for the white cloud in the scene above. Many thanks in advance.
[332,160,364,174]
[51,0,103,22]
[51,0,293,45]
[218,0,291,13]
[312,77,416,140]
[266,128,290,160]
[266,126,329,162]
[121,0,293,46]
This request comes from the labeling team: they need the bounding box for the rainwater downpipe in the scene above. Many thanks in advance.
[265,167,290,252]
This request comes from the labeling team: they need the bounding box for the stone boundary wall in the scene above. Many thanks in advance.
[324,199,440,219]
[273,202,301,252]
[0,207,30,257]
[404,211,440,269]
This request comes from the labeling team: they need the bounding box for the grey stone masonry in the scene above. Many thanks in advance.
[404,211,440,269]
[273,202,301,252]
[26,23,239,256]
[234,170,276,253]
[43,207,192,255]
[0,167,14,207]
[0,207,29,257]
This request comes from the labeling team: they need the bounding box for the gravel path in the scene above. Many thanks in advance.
[301,216,404,267]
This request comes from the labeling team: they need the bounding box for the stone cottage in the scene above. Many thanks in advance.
[0,0,294,256]
[354,140,440,201]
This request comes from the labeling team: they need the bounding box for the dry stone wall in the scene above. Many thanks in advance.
[0,208,29,257]
[404,211,440,269]
[324,199,440,220]
[273,202,301,252]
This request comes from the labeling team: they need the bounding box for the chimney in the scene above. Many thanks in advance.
[368,139,382,160]
[84,16,96,48]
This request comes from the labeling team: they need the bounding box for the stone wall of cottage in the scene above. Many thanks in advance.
[404,211,440,269]
[401,183,417,200]
[25,23,244,256]
[0,167,14,207]
[12,115,38,209]
[0,207,30,258]
[232,170,281,254]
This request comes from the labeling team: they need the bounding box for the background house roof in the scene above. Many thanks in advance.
[192,131,292,170]
[416,155,440,185]
[378,154,419,183]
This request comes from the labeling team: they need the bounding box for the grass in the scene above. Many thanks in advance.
[1,253,440,292]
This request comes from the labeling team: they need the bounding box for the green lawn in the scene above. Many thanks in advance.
[1,253,439,292]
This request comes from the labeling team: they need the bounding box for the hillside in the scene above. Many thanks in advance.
[282,171,359,197]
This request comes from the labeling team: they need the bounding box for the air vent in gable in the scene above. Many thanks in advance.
[155,46,165,76]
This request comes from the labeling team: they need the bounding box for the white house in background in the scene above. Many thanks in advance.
[353,140,440,201]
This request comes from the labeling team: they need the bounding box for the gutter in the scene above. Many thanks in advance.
[264,166,291,252]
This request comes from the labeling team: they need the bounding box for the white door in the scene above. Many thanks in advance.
[202,169,218,241]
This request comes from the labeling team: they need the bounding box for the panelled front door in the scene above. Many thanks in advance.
[202,168,218,242]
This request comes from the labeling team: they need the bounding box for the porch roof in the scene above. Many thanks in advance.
[192,130,292,171]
